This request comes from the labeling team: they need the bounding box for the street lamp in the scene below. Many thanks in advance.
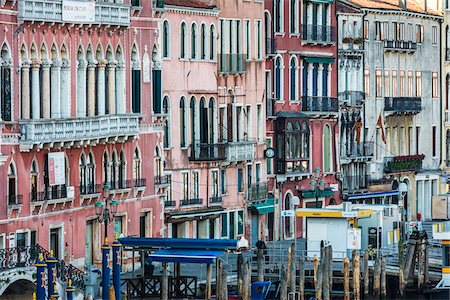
[95,183,118,241]
[310,167,325,208]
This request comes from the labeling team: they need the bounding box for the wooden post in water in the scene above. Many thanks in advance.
[289,243,296,292]
[237,253,244,297]
[363,250,369,296]
[162,262,168,300]
[323,249,330,300]
[206,263,212,300]
[316,261,323,300]
[257,248,264,282]
[313,255,319,291]
[327,245,333,295]
[217,259,223,299]
[343,257,350,300]
[280,265,288,300]
[298,257,305,300]
[373,258,381,297]
[221,266,228,300]
[352,250,360,300]
[398,241,405,296]
[287,244,292,290]
[244,260,251,300]
[381,256,386,298]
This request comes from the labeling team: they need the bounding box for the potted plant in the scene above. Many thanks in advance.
[353,37,364,50]
[342,37,353,50]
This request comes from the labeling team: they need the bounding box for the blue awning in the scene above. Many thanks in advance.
[119,237,238,250]
[347,190,399,200]
[147,249,224,264]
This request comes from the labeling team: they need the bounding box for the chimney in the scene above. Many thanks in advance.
[424,0,428,12]
[399,0,406,10]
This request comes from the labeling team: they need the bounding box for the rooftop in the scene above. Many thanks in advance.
[164,0,217,9]
[344,0,441,16]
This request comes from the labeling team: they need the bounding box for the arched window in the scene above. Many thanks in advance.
[180,97,187,147]
[163,96,170,148]
[284,194,293,239]
[79,154,86,194]
[87,153,95,193]
[131,45,141,113]
[191,23,198,59]
[163,20,170,58]
[7,163,18,205]
[286,122,294,159]
[30,161,38,202]
[133,148,142,184]
[103,152,109,188]
[1,44,12,121]
[209,98,215,144]
[323,124,332,173]
[200,97,208,144]
[210,24,216,60]
[181,22,187,59]
[275,56,283,100]
[290,57,298,101]
[190,96,196,144]
[110,152,117,189]
[118,151,126,188]
[201,23,207,60]
[301,122,310,159]
[446,130,450,167]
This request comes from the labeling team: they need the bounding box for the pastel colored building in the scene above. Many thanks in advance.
[159,0,267,246]
[0,0,165,291]
[265,0,341,240]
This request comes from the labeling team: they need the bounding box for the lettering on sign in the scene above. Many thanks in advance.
[48,152,66,186]
[62,0,95,23]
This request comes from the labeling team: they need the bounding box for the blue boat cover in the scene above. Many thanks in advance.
[118,237,238,250]
[147,249,224,264]
[347,190,399,200]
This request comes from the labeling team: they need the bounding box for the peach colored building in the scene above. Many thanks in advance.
[159,0,268,246]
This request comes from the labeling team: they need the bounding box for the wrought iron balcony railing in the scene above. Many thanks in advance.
[225,139,256,162]
[384,154,425,173]
[340,141,374,158]
[164,200,176,208]
[338,91,365,107]
[7,195,23,206]
[384,97,422,115]
[18,0,130,26]
[107,180,132,190]
[155,175,171,186]
[210,196,222,204]
[247,183,269,202]
[189,142,226,161]
[266,97,278,117]
[31,185,68,202]
[218,54,246,74]
[180,198,203,206]
[301,24,335,43]
[79,184,101,196]
[301,96,338,113]
[133,178,147,188]
[342,175,370,191]
[383,40,417,52]
[266,38,276,56]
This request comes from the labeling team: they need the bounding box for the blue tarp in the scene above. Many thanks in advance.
[347,190,399,200]
[147,249,224,264]
[118,237,238,250]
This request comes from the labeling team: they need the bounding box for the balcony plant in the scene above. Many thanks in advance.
[342,37,354,43]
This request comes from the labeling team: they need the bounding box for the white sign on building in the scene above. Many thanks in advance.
[347,228,361,250]
[48,152,66,186]
[62,0,95,23]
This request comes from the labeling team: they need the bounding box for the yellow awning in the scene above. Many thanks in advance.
[295,209,372,219]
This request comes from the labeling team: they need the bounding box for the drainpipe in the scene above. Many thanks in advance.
[439,16,444,177]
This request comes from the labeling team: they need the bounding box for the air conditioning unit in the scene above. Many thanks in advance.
[383,207,393,218]
[66,186,75,199]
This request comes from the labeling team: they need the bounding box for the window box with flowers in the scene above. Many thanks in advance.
[342,37,354,50]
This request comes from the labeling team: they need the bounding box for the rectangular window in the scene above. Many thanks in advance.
[416,24,424,43]
[114,216,124,237]
[399,23,405,40]
[432,72,438,98]
[364,69,370,97]
[192,172,199,199]
[432,26,438,44]
[376,70,382,97]
[246,105,252,139]
[408,23,413,41]
[290,0,298,33]
[416,127,420,154]
[384,70,390,97]
[133,69,142,113]
[229,211,235,239]
[407,71,413,97]
[392,22,398,40]
[236,20,241,55]
[221,213,228,237]
[244,19,251,60]
[220,169,227,194]
[212,170,219,196]
[400,70,405,97]
[392,70,398,97]
[182,172,189,200]
[408,127,413,155]
[415,71,422,97]
[257,104,262,142]
[382,21,388,40]
[433,126,437,156]
[364,20,369,39]
[237,168,244,193]
[256,20,262,60]
[237,211,244,235]
[375,21,381,40]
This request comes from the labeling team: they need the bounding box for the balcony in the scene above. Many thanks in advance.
[266,97,278,117]
[133,178,147,188]
[19,114,140,151]
[225,139,256,162]
[383,40,417,53]
[18,0,130,27]
[79,184,101,196]
[338,91,365,107]
[301,24,335,44]
[384,97,422,116]
[180,198,203,206]
[164,200,176,209]
[108,180,132,191]
[7,195,23,206]
[342,175,370,192]
[301,96,338,116]
[340,142,374,159]
[210,196,222,205]
[266,38,277,56]
[384,154,425,173]
[218,54,246,74]
[155,175,171,187]
[246,183,269,203]
[189,143,226,162]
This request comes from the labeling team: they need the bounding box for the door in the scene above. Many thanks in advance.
[86,221,94,265]
[251,213,259,247]
[50,228,60,260]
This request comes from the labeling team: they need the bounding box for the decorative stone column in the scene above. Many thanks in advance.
[115,62,126,114]
[61,59,71,118]
[87,60,97,116]
[21,61,31,119]
[31,59,41,119]
[41,59,52,119]
[76,59,87,117]
[51,60,61,118]
[97,59,107,116]
[107,61,116,115]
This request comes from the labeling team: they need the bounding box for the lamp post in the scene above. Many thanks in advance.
[310,167,325,208]
[95,183,118,241]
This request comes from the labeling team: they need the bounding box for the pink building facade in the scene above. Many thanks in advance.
[159,0,267,246]
[265,0,340,240]
[0,0,164,270]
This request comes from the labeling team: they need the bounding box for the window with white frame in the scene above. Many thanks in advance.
[432,26,438,45]
[180,22,187,59]
[244,20,251,60]
[220,169,227,195]
[210,24,216,60]
[255,20,262,59]
[257,104,262,142]
[407,71,413,97]
[201,23,207,60]
[211,170,219,197]
[432,72,438,98]
[192,171,199,199]
[415,71,422,97]
[290,0,299,34]
[163,96,170,148]
[182,172,189,200]
[274,0,284,33]
[179,97,187,147]
[400,70,405,97]
[274,56,283,100]
[191,23,198,59]
[163,20,170,58]
[290,56,298,101]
